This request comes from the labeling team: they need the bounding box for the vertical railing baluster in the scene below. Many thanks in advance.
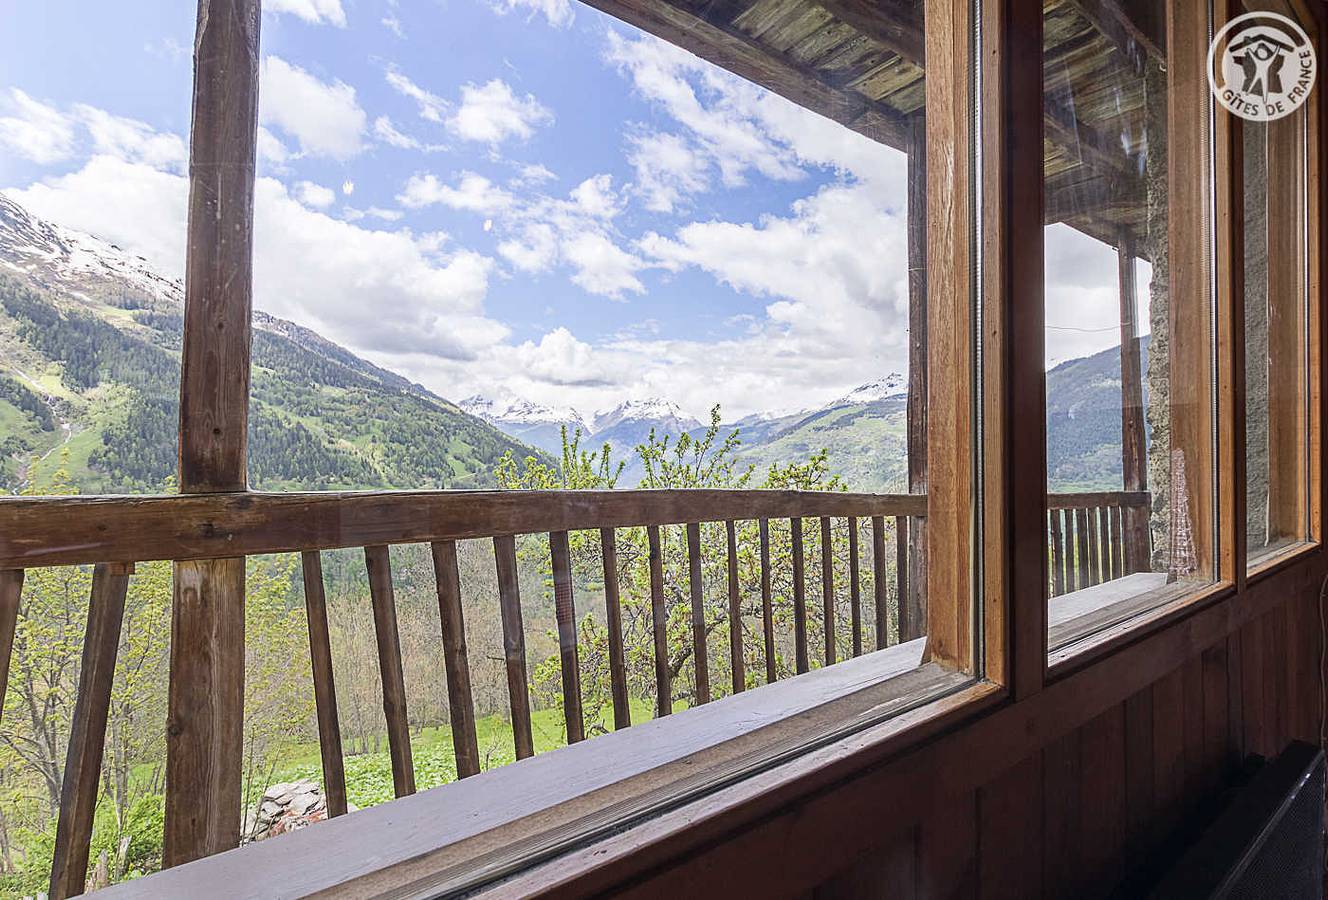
[872,516,887,650]
[365,546,415,797]
[1085,508,1101,588]
[1049,509,1065,597]
[1075,508,1091,591]
[790,517,809,674]
[600,529,631,729]
[1110,505,1124,580]
[894,516,908,643]
[50,563,132,900]
[1096,507,1112,583]
[848,517,862,657]
[492,535,534,759]
[685,523,711,705]
[758,519,776,683]
[0,569,22,725]
[647,525,671,716]
[820,517,835,666]
[549,531,584,742]
[300,552,347,817]
[725,520,744,694]
[431,540,480,778]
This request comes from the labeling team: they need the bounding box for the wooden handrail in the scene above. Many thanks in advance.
[0,489,927,569]
[1046,490,1149,510]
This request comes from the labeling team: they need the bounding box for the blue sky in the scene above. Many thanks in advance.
[0,0,1137,419]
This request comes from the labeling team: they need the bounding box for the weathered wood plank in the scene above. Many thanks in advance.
[791,518,809,674]
[365,546,415,796]
[1050,510,1066,597]
[492,535,534,759]
[648,525,672,716]
[847,517,862,657]
[0,490,928,570]
[300,551,346,817]
[49,563,131,900]
[550,531,584,742]
[873,516,888,650]
[820,517,836,666]
[0,570,21,725]
[601,529,631,728]
[1085,507,1101,587]
[685,523,711,705]
[431,540,480,779]
[725,520,744,694]
[759,519,776,683]
[164,556,245,867]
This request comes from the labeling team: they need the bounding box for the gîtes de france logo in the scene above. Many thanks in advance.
[1208,11,1316,122]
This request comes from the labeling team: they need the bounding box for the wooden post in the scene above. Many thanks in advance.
[1118,237,1150,573]
[300,552,347,818]
[905,110,929,643]
[0,570,21,724]
[164,0,260,868]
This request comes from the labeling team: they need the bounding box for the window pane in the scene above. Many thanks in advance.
[1044,0,1216,652]
[1243,12,1313,565]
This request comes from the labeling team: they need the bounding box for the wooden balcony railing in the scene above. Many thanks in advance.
[0,486,1151,895]
[1046,491,1152,597]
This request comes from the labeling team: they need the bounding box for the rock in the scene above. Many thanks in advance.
[243,778,332,844]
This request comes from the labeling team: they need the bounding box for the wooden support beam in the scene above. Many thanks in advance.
[493,535,534,759]
[550,532,585,742]
[165,0,260,868]
[50,563,132,900]
[300,552,347,818]
[365,546,415,797]
[432,541,481,779]
[0,570,21,725]
[601,529,632,728]
[812,0,924,64]
[905,112,929,644]
[1118,237,1150,573]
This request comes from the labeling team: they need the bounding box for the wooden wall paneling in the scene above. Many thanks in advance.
[1199,642,1232,796]
[916,790,978,899]
[1077,705,1127,895]
[1150,667,1186,843]
[1262,606,1290,751]
[1240,612,1268,756]
[1040,729,1082,896]
[813,826,918,900]
[977,754,1043,900]
[1124,686,1155,862]
[164,0,260,866]
[1180,656,1206,804]
[1224,629,1245,765]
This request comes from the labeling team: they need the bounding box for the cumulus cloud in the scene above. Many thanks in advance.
[0,90,77,165]
[446,79,552,145]
[294,180,336,208]
[75,105,187,170]
[486,0,574,28]
[260,56,366,159]
[626,131,707,212]
[267,0,347,26]
[1045,223,1151,366]
[563,232,644,298]
[398,172,514,214]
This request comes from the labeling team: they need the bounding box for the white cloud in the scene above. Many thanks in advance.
[385,66,447,123]
[382,14,404,37]
[367,206,404,222]
[497,222,558,272]
[569,174,621,219]
[256,127,292,166]
[374,115,418,149]
[398,172,514,214]
[487,0,574,28]
[0,90,76,165]
[267,0,347,26]
[294,180,336,208]
[446,79,552,145]
[74,105,187,170]
[260,56,366,159]
[627,131,707,212]
[1044,223,1151,366]
[563,232,644,299]
[510,162,556,187]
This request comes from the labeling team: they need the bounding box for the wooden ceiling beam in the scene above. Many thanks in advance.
[812,0,924,64]
[578,0,911,150]
[1066,0,1164,65]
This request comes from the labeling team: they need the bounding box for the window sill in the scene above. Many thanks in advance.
[1247,539,1320,582]
[103,639,976,899]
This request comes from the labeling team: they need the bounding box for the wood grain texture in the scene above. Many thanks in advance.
[872,516,887,650]
[648,525,672,717]
[365,546,415,797]
[49,563,131,900]
[550,531,585,742]
[0,570,21,726]
[0,490,928,570]
[791,518,809,674]
[759,518,776,683]
[163,557,245,868]
[820,517,836,666]
[432,540,480,778]
[493,535,534,759]
[847,517,862,657]
[725,520,744,694]
[300,551,346,817]
[601,528,632,727]
[685,522,711,704]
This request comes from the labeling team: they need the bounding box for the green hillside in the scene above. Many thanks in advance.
[0,272,537,493]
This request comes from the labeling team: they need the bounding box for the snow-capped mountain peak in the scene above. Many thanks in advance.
[592,397,700,433]
[0,194,181,305]
[832,373,908,407]
[460,394,589,430]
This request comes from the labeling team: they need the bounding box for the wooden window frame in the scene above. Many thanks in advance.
[31,0,1328,893]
